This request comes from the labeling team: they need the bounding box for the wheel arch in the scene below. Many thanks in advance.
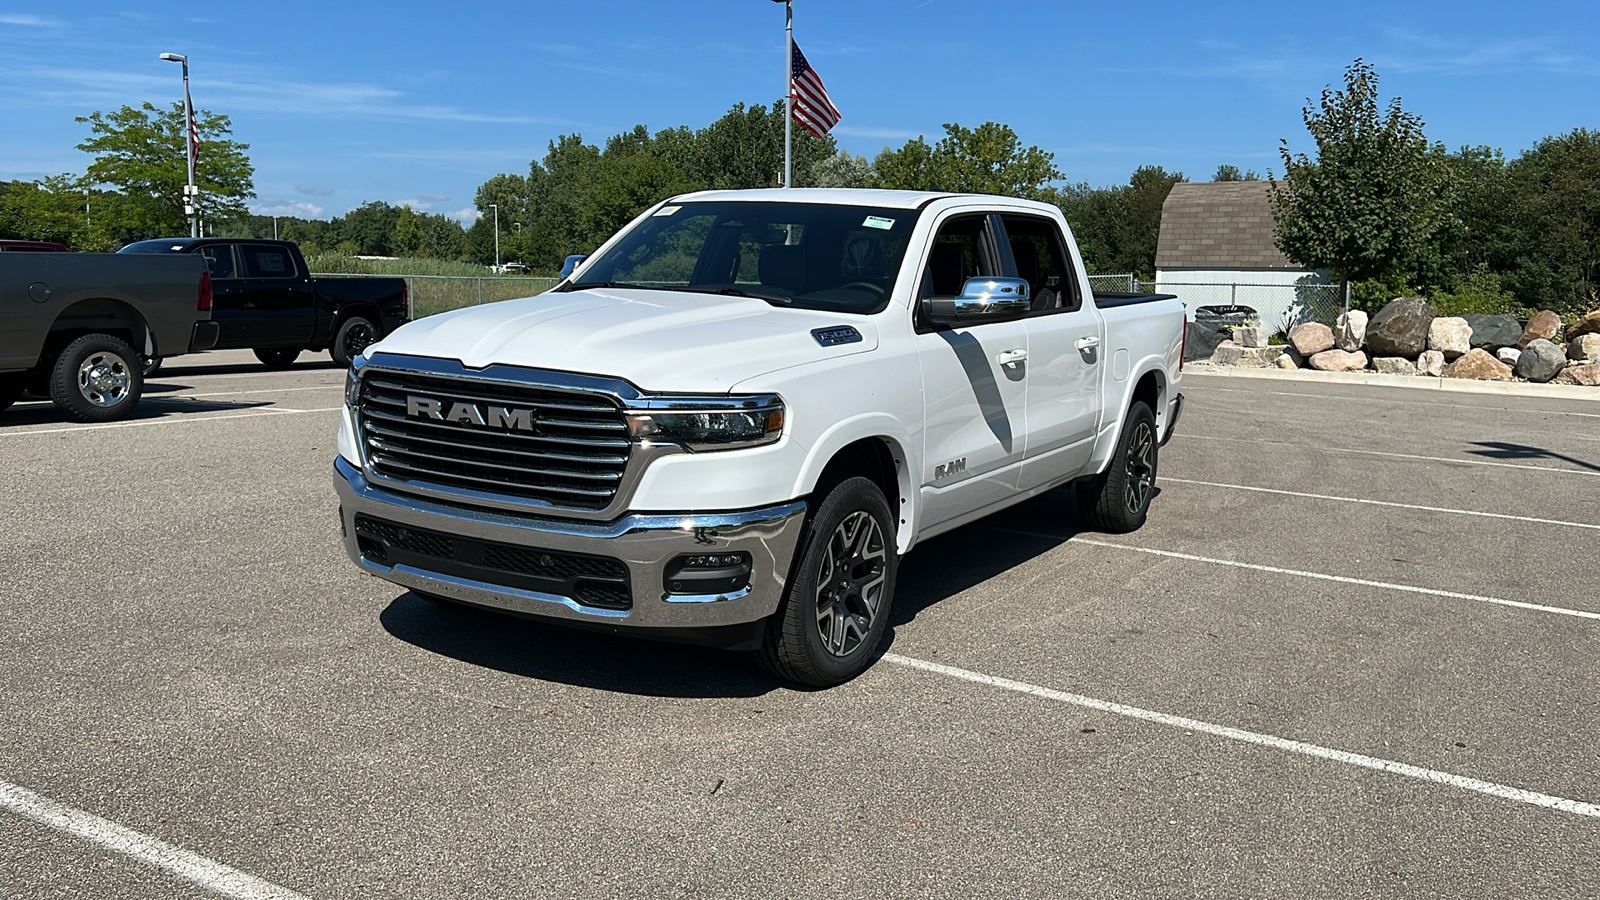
[792,416,915,553]
[1086,361,1170,477]
[46,297,153,360]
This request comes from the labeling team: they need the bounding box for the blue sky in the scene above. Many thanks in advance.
[2,1,1595,223]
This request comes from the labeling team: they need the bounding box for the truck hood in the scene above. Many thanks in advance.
[371,287,880,392]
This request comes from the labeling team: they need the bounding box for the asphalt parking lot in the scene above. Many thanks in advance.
[2,350,1597,899]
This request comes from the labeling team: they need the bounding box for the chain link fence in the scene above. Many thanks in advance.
[1130,279,1347,332]
[312,272,560,319]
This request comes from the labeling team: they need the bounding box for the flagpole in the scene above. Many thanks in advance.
[783,0,793,188]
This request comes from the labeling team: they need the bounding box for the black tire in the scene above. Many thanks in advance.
[330,316,380,368]
[253,347,302,369]
[48,333,144,423]
[759,476,897,687]
[1076,401,1159,533]
[0,373,24,413]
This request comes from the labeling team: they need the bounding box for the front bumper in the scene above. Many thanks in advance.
[335,457,807,642]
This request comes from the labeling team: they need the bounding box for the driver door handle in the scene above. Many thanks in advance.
[997,348,1028,367]
[1076,336,1101,350]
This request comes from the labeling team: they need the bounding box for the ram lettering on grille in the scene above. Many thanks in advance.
[405,395,536,431]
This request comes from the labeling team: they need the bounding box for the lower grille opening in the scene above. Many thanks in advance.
[354,514,632,610]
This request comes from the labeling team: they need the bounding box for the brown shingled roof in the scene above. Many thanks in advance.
[1155,181,1299,270]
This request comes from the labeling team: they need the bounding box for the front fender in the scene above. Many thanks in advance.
[789,413,918,554]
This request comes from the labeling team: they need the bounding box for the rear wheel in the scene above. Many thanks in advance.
[253,347,301,369]
[759,476,897,687]
[330,316,379,368]
[1076,401,1158,533]
[49,333,143,423]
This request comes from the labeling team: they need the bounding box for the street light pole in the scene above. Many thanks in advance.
[159,52,197,238]
[489,203,500,270]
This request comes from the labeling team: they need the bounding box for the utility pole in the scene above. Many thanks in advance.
[489,203,500,270]
[273,216,279,240]
[160,52,198,237]
[781,0,793,188]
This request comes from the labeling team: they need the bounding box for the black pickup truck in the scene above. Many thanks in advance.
[118,238,408,369]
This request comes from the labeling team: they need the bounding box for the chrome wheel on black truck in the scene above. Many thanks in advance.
[1076,401,1158,533]
[49,333,144,423]
[760,476,897,687]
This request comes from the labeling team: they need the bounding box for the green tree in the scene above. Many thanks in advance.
[1492,129,1600,314]
[877,122,1061,199]
[810,150,879,188]
[1056,166,1186,277]
[393,205,422,257]
[1213,164,1261,181]
[332,201,400,256]
[76,101,254,238]
[1269,59,1451,291]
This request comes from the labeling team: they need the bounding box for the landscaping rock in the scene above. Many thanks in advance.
[1417,350,1445,376]
[1276,354,1298,370]
[1427,316,1472,359]
[1496,347,1523,366]
[1211,345,1286,367]
[1568,334,1600,363]
[1335,310,1368,352]
[1552,363,1600,386]
[1366,297,1434,358]
[1517,310,1563,348]
[1308,349,1368,372]
[1567,309,1600,340]
[1232,326,1269,348]
[1442,348,1512,381]
[1288,322,1335,356]
[1372,357,1416,375]
[1460,313,1523,350]
[1515,339,1567,383]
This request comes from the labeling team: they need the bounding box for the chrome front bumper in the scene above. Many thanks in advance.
[335,457,807,636]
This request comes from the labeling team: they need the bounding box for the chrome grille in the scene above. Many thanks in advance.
[358,369,630,511]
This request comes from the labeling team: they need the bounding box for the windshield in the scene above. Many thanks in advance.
[568,201,916,314]
[118,239,194,254]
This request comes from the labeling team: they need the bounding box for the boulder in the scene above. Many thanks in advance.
[1276,354,1298,370]
[1211,345,1286,367]
[1308,349,1369,372]
[1496,347,1523,366]
[1567,334,1600,364]
[1515,338,1567,383]
[1427,316,1472,359]
[1232,326,1269,348]
[1552,363,1600,386]
[1335,310,1368,352]
[1442,348,1512,381]
[1366,297,1434,358]
[1417,350,1445,376]
[1288,322,1336,356]
[1567,309,1600,340]
[1372,357,1416,375]
[1460,313,1523,350]
[1517,310,1563,348]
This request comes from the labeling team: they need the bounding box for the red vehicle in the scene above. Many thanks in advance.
[0,240,69,252]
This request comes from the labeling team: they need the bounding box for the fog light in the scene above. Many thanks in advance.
[664,551,752,596]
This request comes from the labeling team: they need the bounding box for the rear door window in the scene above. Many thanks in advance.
[198,245,238,279]
[241,245,297,278]
[999,214,1081,313]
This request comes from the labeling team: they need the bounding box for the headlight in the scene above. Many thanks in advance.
[625,396,784,451]
[344,367,361,407]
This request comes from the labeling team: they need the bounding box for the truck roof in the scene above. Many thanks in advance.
[667,187,1064,214]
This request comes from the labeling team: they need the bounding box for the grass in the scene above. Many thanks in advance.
[306,254,560,317]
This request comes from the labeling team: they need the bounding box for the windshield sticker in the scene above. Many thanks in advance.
[862,215,895,230]
[652,205,681,217]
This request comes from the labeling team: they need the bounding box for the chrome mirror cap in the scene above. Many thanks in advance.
[926,276,1032,324]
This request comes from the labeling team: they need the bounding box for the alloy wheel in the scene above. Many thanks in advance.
[77,351,131,407]
[813,510,888,657]
[1124,420,1156,514]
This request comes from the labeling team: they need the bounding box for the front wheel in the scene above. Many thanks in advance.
[330,316,379,368]
[1076,401,1159,533]
[253,347,302,369]
[759,476,897,687]
[49,333,144,422]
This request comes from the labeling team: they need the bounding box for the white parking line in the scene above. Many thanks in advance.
[164,385,342,399]
[1189,383,1600,419]
[0,407,343,437]
[882,654,1600,819]
[1183,434,1600,478]
[976,526,1600,622]
[0,780,310,900]
[1162,476,1600,531]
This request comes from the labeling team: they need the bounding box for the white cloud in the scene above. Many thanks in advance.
[251,199,325,218]
[0,14,58,26]
[294,183,335,196]
[832,125,922,140]
[450,207,481,223]
[418,192,449,203]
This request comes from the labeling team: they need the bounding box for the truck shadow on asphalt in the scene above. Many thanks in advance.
[1465,440,1600,472]
[0,395,277,426]
[376,488,1086,698]
[151,358,343,378]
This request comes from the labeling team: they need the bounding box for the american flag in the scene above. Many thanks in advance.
[789,42,841,138]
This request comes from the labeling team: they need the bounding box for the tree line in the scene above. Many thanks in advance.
[2,71,1596,315]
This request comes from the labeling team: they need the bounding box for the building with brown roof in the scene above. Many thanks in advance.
[1155,181,1332,329]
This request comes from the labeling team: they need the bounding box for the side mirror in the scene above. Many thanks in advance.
[926,276,1031,325]
[560,254,588,279]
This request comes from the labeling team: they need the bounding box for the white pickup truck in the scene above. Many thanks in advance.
[334,189,1186,685]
